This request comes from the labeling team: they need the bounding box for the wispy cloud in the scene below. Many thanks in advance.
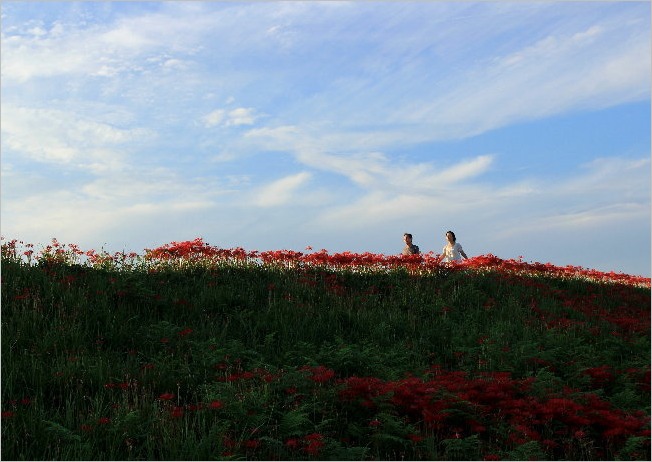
[1,3,216,82]
[1,104,152,171]
[245,125,494,193]
[204,108,260,128]
[252,171,313,207]
[305,154,650,258]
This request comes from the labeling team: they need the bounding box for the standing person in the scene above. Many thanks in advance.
[402,233,420,255]
[439,230,468,262]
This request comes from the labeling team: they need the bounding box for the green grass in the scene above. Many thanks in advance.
[1,254,650,460]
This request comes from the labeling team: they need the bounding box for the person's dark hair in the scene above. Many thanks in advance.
[446,231,456,242]
[404,233,412,239]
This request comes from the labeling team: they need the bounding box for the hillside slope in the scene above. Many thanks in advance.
[1,239,650,460]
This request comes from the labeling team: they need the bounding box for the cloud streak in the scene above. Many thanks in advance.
[253,172,313,207]
[1,104,152,172]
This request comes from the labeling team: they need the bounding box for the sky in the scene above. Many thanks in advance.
[1,1,650,277]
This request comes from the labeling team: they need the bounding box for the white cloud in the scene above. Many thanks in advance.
[98,23,156,50]
[160,58,188,71]
[256,8,649,145]
[502,203,648,237]
[312,192,443,231]
[0,5,213,82]
[1,190,216,254]
[395,21,650,141]
[307,154,649,240]
[211,151,239,163]
[253,172,312,207]
[203,107,259,128]
[203,109,225,128]
[226,108,258,126]
[480,157,652,239]
[0,164,237,254]
[421,155,494,189]
[4,2,648,144]
[245,125,494,193]
[0,105,152,169]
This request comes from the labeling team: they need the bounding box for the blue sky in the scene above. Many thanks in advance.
[1,1,650,276]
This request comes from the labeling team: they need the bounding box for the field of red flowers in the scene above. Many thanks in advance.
[1,237,650,460]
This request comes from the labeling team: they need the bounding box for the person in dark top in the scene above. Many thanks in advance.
[402,233,420,255]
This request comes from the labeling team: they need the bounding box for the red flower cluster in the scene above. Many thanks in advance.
[300,365,336,383]
[140,239,650,288]
[4,237,648,287]
[219,367,278,383]
[104,381,133,390]
[144,238,249,262]
[583,366,616,389]
[285,433,325,456]
[338,368,649,450]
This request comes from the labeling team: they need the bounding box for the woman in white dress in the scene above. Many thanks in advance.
[439,230,468,263]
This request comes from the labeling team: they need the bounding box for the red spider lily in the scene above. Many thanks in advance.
[285,438,300,449]
[300,365,336,383]
[5,236,649,287]
[247,367,278,383]
[13,288,31,300]
[1,410,15,419]
[483,454,501,461]
[209,400,224,410]
[59,275,77,286]
[338,376,386,403]
[302,433,325,456]
[222,435,236,449]
[244,439,260,449]
[337,368,650,448]
[103,381,131,390]
[158,392,175,401]
[303,440,325,456]
[97,417,111,425]
[223,371,256,382]
[213,362,228,371]
[145,238,215,260]
[582,365,615,388]
[177,327,193,337]
[170,406,184,419]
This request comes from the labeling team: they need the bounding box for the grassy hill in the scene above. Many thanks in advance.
[1,238,650,460]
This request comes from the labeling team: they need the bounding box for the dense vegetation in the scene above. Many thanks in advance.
[1,238,650,460]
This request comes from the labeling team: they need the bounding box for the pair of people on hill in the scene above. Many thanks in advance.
[402,231,468,262]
